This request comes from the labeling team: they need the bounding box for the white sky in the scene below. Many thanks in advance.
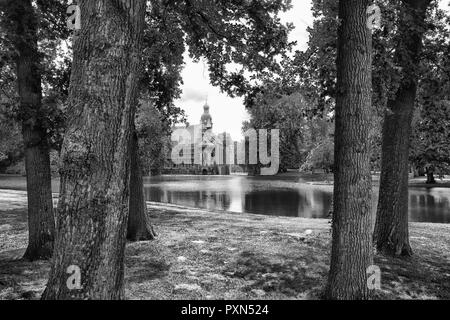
[174,0,450,140]
[174,1,314,140]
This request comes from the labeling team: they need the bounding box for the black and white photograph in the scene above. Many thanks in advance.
[0,0,449,307]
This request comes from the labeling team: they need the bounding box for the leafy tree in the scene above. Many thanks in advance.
[128,119,157,241]
[288,0,448,257]
[244,92,311,171]
[244,85,337,172]
[126,2,186,241]
[136,99,172,175]
[294,0,338,114]
[300,136,334,173]
[0,114,23,169]
[411,101,450,182]
[127,98,176,242]
[141,0,186,124]
[0,70,23,171]
[410,15,450,183]
[0,0,69,260]
[172,0,294,96]
[374,0,436,257]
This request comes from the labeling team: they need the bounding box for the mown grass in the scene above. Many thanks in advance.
[0,190,449,300]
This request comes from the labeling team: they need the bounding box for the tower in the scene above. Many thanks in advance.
[199,102,214,167]
[200,102,213,134]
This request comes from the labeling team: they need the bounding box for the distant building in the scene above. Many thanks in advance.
[165,103,231,175]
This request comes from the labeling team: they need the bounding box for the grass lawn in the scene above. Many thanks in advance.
[0,175,60,193]
[0,189,449,300]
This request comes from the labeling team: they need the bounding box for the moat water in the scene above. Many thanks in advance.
[143,175,450,223]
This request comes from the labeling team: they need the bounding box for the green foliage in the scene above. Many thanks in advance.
[244,91,334,170]
[136,99,172,175]
[409,5,450,176]
[286,0,448,113]
[300,136,334,173]
[0,0,70,153]
[264,0,448,174]
[0,111,23,171]
[141,2,186,127]
[164,0,295,97]
[294,0,338,114]
[411,100,450,177]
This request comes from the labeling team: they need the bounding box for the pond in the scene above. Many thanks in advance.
[143,175,450,224]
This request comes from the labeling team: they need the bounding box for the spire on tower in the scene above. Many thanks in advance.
[201,101,213,131]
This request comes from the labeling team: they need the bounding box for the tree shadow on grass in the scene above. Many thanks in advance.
[0,209,27,229]
[0,254,50,300]
[224,250,328,299]
[125,244,171,284]
[0,209,28,253]
[375,253,450,299]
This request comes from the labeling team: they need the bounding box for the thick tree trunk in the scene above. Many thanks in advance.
[9,0,55,261]
[374,0,431,257]
[42,0,146,300]
[127,130,156,241]
[326,0,374,300]
[22,126,55,260]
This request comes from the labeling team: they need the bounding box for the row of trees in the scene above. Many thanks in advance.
[321,0,448,298]
[244,0,449,298]
[0,0,448,299]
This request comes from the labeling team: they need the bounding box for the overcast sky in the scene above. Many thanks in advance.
[173,0,450,140]
[173,1,314,140]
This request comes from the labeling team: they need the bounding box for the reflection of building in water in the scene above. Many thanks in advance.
[165,103,231,175]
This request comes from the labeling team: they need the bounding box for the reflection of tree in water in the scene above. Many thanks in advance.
[409,192,450,223]
[143,187,231,211]
[142,178,450,223]
[244,190,300,217]
[242,190,332,218]
[200,191,231,211]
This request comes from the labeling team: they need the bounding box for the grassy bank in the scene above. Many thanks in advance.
[0,189,449,300]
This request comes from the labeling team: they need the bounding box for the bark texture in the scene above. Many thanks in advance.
[22,125,55,261]
[9,0,55,261]
[326,0,374,300]
[127,130,156,241]
[42,0,146,300]
[374,0,431,257]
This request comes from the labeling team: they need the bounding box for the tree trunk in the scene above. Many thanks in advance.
[374,0,431,257]
[42,0,146,300]
[127,130,156,241]
[413,165,419,178]
[22,126,55,261]
[426,166,436,184]
[326,0,374,300]
[9,0,55,261]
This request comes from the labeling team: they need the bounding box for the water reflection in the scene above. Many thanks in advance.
[143,176,450,223]
[409,188,450,223]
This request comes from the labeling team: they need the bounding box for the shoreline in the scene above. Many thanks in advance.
[1,173,450,192]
